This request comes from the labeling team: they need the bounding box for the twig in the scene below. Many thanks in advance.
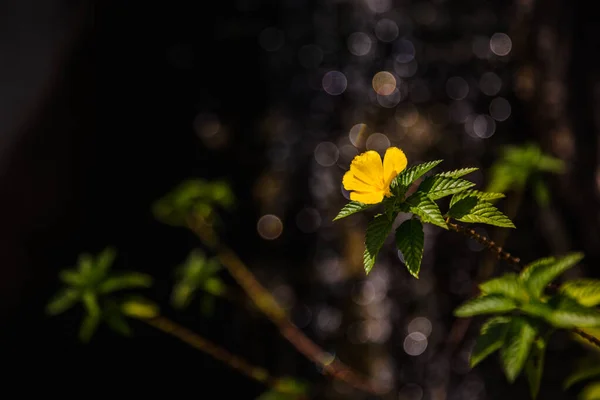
[573,328,600,349]
[446,219,521,267]
[144,314,277,386]
[187,217,388,396]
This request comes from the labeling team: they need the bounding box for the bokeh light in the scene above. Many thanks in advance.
[403,332,428,356]
[490,32,512,56]
[349,123,368,147]
[347,32,373,56]
[479,72,502,96]
[374,19,399,42]
[322,71,348,95]
[489,97,512,121]
[257,214,283,240]
[296,207,322,233]
[314,141,339,166]
[446,77,469,100]
[365,133,391,153]
[372,71,397,96]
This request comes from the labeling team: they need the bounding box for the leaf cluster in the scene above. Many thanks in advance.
[46,247,158,342]
[334,160,513,276]
[454,253,600,398]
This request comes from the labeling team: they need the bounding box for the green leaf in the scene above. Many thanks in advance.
[520,252,584,297]
[121,297,160,319]
[96,247,117,277]
[82,291,100,317]
[532,178,550,208]
[547,295,600,328]
[436,167,479,178]
[537,154,565,173]
[97,272,153,294]
[395,218,424,278]
[479,273,530,303]
[470,316,511,368]
[564,356,600,389]
[417,176,476,200]
[79,313,100,343]
[501,316,537,383]
[454,294,518,317]
[104,304,132,336]
[363,214,394,274]
[59,269,83,286]
[77,253,94,276]
[46,288,80,316]
[560,279,600,307]
[452,201,515,228]
[393,160,443,188]
[333,201,372,221]
[449,190,506,207]
[447,197,479,219]
[580,382,600,400]
[525,336,546,399]
[403,192,448,230]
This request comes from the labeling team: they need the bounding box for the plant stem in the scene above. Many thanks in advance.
[187,217,388,396]
[144,314,276,386]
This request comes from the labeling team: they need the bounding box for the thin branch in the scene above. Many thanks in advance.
[446,219,521,267]
[144,314,277,386]
[187,217,388,396]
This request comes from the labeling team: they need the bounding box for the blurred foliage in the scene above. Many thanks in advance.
[487,143,565,207]
[255,377,310,400]
[153,179,234,227]
[171,249,225,312]
[454,252,600,398]
[46,247,157,342]
[335,158,512,277]
[564,354,600,400]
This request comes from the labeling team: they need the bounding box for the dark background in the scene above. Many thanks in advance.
[0,0,598,398]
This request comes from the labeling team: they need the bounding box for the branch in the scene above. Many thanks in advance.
[144,314,277,386]
[187,217,388,396]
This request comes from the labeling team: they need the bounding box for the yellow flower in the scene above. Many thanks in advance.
[342,147,408,204]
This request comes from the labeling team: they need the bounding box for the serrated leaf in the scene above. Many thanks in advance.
[437,167,479,178]
[393,160,443,188]
[46,288,80,316]
[547,295,600,328]
[521,253,584,297]
[403,192,448,230]
[79,313,100,343]
[452,201,516,228]
[564,356,600,389]
[501,316,537,383]
[333,201,372,221]
[417,176,476,200]
[449,190,506,207]
[454,294,518,317]
[363,214,394,274]
[560,279,600,307]
[479,273,530,302]
[447,197,478,218]
[580,382,600,400]
[395,219,424,278]
[97,272,153,294]
[525,336,546,399]
[470,316,511,368]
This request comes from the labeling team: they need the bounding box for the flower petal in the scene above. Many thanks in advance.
[350,190,385,204]
[348,150,384,188]
[343,170,376,192]
[383,147,408,187]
